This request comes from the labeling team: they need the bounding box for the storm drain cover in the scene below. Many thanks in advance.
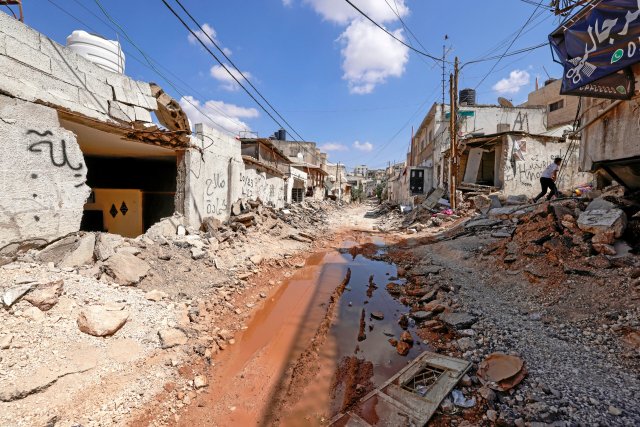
[401,365,444,397]
[120,202,129,216]
[109,204,118,218]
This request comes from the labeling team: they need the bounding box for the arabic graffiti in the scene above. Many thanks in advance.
[205,173,226,195]
[26,130,85,188]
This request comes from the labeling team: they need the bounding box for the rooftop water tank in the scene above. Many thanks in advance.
[459,88,476,106]
[66,30,125,74]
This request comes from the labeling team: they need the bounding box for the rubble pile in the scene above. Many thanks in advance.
[0,198,339,426]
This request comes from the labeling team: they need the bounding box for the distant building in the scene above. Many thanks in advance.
[353,165,368,177]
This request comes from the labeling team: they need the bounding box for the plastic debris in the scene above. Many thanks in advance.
[451,389,476,408]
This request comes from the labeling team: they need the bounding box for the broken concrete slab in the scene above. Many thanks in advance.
[465,218,503,229]
[472,195,492,214]
[489,206,534,219]
[585,197,616,212]
[577,208,627,238]
[158,328,188,349]
[103,252,151,286]
[37,235,82,265]
[77,306,129,337]
[24,279,63,311]
[505,194,529,205]
[58,233,95,269]
[438,312,477,329]
[94,233,124,261]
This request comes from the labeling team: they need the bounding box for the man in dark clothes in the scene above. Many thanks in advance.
[533,157,562,202]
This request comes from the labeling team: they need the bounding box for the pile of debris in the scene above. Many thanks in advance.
[0,198,338,426]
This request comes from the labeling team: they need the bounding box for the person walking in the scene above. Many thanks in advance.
[533,157,562,202]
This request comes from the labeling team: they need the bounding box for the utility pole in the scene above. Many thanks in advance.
[449,57,459,210]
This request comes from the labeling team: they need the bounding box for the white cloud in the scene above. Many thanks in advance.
[320,142,348,151]
[210,65,252,91]
[179,96,259,134]
[353,140,373,152]
[492,70,530,95]
[187,23,232,55]
[339,19,409,94]
[305,0,408,25]
[282,0,293,6]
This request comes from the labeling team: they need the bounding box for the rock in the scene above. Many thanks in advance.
[400,331,414,344]
[202,216,222,233]
[465,218,503,229]
[585,197,616,212]
[158,328,188,349]
[77,306,129,337]
[117,246,141,256]
[396,341,411,356]
[370,311,385,320]
[59,234,96,268]
[456,337,476,351]
[479,386,496,403]
[592,230,615,245]
[37,235,83,265]
[146,215,184,239]
[486,409,498,422]
[194,375,208,389]
[459,374,472,387]
[608,406,622,416]
[505,194,529,205]
[24,279,63,311]
[23,306,45,322]
[249,254,263,265]
[472,195,492,214]
[103,252,151,286]
[577,208,627,238]
[0,334,14,349]
[94,233,124,261]
[145,289,168,302]
[2,283,35,307]
[411,311,431,321]
[593,243,617,256]
[439,312,477,329]
[424,301,446,314]
[191,247,206,260]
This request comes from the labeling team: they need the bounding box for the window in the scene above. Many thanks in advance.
[549,100,564,112]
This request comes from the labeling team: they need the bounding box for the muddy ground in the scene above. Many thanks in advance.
[2,199,639,426]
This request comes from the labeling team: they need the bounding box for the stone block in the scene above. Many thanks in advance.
[0,34,6,55]
[136,92,158,110]
[112,84,137,105]
[134,105,152,122]
[132,79,153,97]
[84,76,114,100]
[585,197,616,212]
[0,12,40,49]
[577,208,627,238]
[49,58,86,87]
[505,194,529,205]
[5,36,51,73]
[79,88,110,115]
[108,100,135,122]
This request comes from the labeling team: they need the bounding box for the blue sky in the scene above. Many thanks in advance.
[18,0,565,170]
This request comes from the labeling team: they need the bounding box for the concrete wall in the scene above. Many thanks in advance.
[241,167,285,209]
[501,135,591,197]
[580,93,640,171]
[184,124,286,227]
[184,124,242,225]
[523,79,580,128]
[458,105,548,136]
[0,11,156,125]
[0,95,90,248]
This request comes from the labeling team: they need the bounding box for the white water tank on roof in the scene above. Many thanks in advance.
[66,30,125,74]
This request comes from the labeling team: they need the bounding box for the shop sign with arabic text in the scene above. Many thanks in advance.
[550,0,640,96]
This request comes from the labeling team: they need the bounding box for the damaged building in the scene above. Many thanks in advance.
[0,14,289,252]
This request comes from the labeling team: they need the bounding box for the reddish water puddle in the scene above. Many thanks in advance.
[177,236,421,426]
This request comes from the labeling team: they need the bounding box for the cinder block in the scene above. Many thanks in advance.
[84,76,113,100]
[134,105,152,123]
[6,36,51,73]
[0,12,40,50]
[112,84,137,105]
[108,100,135,122]
[136,92,158,110]
[79,88,110,116]
[0,34,6,55]
[132,79,153,97]
[50,58,86,87]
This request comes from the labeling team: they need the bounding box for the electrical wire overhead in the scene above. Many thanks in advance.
[343,0,445,64]
[473,0,546,89]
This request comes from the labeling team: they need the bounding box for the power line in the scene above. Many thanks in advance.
[171,0,308,144]
[66,0,250,134]
[382,0,434,67]
[473,0,545,89]
[161,0,327,166]
[343,0,445,64]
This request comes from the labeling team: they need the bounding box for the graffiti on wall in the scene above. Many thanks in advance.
[26,130,85,188]
[205,172,228,215]
[504,151,570,188]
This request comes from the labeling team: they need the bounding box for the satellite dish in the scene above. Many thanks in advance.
[498,97,514,108]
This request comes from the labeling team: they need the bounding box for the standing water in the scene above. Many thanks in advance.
[177,235,421,426]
